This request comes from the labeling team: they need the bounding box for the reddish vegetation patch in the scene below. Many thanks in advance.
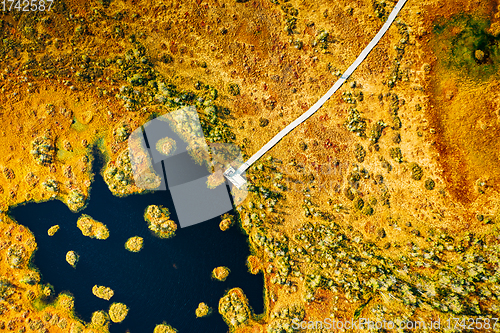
[425,3,500,204]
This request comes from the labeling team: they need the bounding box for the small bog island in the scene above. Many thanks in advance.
[125,236,144,252]
[212,266,230,282]
[195,302,212,318]
[144,205,177,239]
[156,136,177,157]
[108,302,128,323]
[219,214,234,231]
[77,214,110,240]
[47,224,60,236]
[65,251,79,268]
[91,310,110,329]
[92,285,114,301]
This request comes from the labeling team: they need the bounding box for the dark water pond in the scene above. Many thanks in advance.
[9,156,263,333]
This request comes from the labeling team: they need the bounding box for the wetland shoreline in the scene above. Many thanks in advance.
[9,155,264,333]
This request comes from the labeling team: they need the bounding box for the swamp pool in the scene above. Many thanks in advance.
[10,161,263,333]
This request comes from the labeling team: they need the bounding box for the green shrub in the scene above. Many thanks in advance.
[410,163,423,180]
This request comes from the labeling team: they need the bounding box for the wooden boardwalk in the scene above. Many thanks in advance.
[225,0,409,188]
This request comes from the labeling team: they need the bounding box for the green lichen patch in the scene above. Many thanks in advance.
[433,14,500,80]
[353,197,364,211]
[67,189,86,212]
[267,304,305,333]
[91,311,109,328]
[92,285,114,300]
[409,162,423,181]
[362,205,374,216]
[113,123,131,143]
[219,213,234,231]
[6,245,25,268]
[345,107,366,137]
[30,135,56,166]
[212,266,230,281]
[369,120,387,144]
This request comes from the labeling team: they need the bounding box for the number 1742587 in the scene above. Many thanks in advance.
[2,0,53,11]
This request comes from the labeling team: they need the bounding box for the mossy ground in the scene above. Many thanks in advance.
[0,0,500,332]
[433,13,500,80]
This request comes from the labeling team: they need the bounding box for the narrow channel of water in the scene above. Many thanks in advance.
[10,151,263,333]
